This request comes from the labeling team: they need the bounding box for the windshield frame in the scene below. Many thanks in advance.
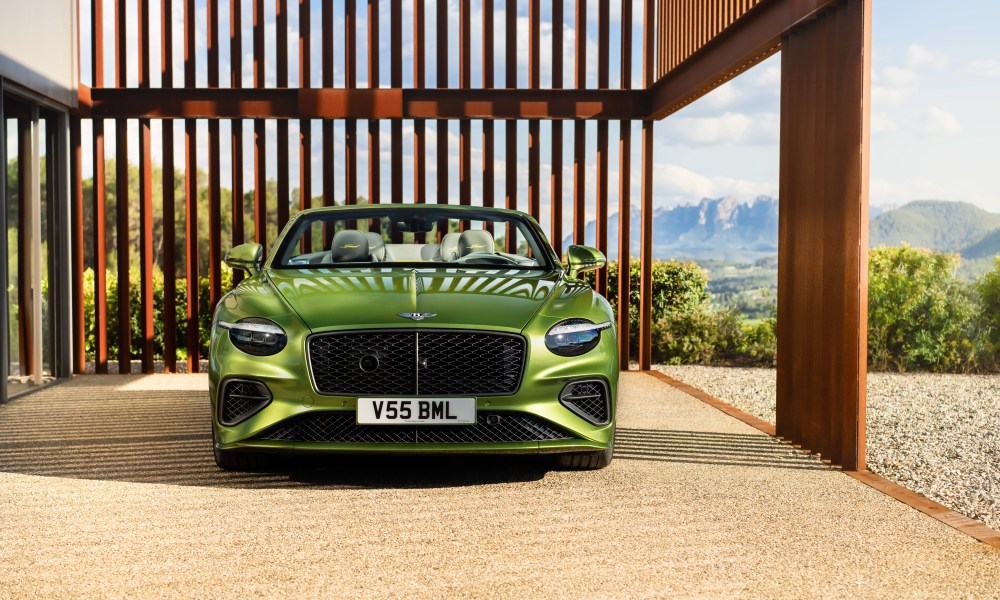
[268,206,560,272]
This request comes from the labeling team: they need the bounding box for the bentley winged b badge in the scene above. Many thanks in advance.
[398,312,437,321]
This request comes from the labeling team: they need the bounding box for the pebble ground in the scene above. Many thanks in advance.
[656,365,1000,533]
[0,373,997,597]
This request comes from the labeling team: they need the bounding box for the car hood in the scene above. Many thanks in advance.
[266,268,563,332]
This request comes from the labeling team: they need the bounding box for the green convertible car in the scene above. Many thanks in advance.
[209,204,618,471]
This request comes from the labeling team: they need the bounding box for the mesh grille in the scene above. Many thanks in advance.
[560,380,610,424]
[256,411,570,444]
[307,330,525,396]
[221,380,271,425]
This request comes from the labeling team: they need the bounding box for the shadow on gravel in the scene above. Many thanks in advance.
[0,384,549,489]
[615,428,831,471]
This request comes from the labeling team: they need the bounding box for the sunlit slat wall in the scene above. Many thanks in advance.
[72,0,650,374]
[655,0,762,79]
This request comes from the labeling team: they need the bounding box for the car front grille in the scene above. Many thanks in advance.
[308,330,526,396]
[559,380,610,425]
[255,411,571,444]
[220,379,272,425]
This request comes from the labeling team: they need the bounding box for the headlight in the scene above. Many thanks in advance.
[545,319,613,357]
[218,318,288,356]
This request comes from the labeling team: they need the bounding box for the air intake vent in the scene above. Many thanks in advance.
[255,411,571,444]
[559,380,610,425]
[220,379,272,425]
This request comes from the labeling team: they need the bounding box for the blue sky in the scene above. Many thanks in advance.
[72,0,1000,230]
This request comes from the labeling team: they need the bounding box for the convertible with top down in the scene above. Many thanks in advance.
[209,204,618,470]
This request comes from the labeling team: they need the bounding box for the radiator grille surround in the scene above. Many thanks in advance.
[307,330,526,396]
[220,379,272,425]
[256,411,571,444]
[559,379,611,425]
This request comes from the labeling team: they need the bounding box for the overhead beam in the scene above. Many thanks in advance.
[647,0,838,119]
[83,87,647,120]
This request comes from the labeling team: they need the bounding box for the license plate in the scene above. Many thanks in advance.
[357,398,476,424]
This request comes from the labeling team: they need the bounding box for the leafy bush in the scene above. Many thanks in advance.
[84,266,232,361]
[868,245,979,372]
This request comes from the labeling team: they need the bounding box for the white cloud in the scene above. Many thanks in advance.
[965,59,1000,78]
[905,44,948,70]
[652,163,777,207]
[918,107,962,138]
[871,112,897,135]
[662,112,752,147]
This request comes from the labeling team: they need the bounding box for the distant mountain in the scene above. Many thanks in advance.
[565,197,1000,265]
[563,196,779,262]
[870,200,1000,252]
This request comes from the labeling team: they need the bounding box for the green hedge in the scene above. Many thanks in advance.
[75,247,1000,372]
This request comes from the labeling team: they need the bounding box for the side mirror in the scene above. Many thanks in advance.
[565,245,607,280]
[225,243,264,276]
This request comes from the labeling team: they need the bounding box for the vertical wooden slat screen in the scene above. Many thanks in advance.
[572,0,585,247]
[595,0,610,297]
[277,0,291,231]
[369,0,381,218]
[435,0,446,238]
[184,0,200,372]
[502,0,515,251]
[391,0,403,241]
[527,0,540,222]
[299,0,311,251]
[162,0,177,372]
[550,0,563,256]
[482,0,494,235]
[460,0,472,225]
[345,0,357,215]
[138,0,155,374]
[618,0,633,369]
[414,0,426,242]
[654,0,762,80]
[640,0,656,370]
[208,0,223,313]
[776,0,871,471]
[254,0,268,249]
[91,0,107,374]
[114,0,130,374]
[231,0,246,285]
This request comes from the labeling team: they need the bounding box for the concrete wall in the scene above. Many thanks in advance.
[0,0,77,107]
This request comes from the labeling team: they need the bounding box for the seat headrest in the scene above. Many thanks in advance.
[420,243,440,261]
[458,230,495,256]
[365,232,386,261]
[437,233,462,261]
[330,230,370,262]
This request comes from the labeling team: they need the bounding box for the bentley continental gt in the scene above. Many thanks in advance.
[210,205,618,471]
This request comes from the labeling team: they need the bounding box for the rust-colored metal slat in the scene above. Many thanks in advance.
[346,0,358,218]
[115,0,130,374]
[414,0,426,242]
[482,0,494,236]
[595,0,610,297]
[527,0,540,222]
[184,0,199,372]
[550,0,563,255]
[369,0,381,224]
[437,0,449,240]
[231,0,246,284]
[459,0,471,228]
[391,0,403,240]
[208,0,223,313]
[299,0,311,251]
[618,0,633,369]
[639,0,655,370]
[276,0,290,230]
[161,0,176,371]
[572,0,586,247]
[254,0,268,250]
[776,0,870,471]
[504,0,516,252]
[138,0,154,373]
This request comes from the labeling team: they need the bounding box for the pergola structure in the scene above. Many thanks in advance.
[1,0,870,469]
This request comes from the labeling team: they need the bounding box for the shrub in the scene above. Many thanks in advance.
[868,245,979,372]
[975,257,1000,369]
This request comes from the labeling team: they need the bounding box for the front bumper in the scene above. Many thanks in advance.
[210,323,619,456]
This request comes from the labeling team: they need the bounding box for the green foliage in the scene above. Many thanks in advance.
[868,245,979,372]
[83,266,233,361]
[975,257,1000,369]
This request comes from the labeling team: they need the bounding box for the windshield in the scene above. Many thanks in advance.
[272,206,557,271]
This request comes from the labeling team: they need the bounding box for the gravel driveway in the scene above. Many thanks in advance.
[655,365,1000,532]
